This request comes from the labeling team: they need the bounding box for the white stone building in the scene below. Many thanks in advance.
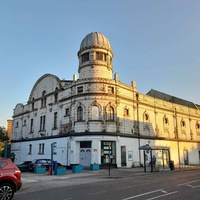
[11,32,200,169]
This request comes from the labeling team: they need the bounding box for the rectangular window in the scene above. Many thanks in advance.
[39,144,41,153]
[41,99,43,108]
[53,142,57,154]
[23,120,26,126]
[30,119,33,133]
[32,102,34,111]
[40,116,42,130]
[96,52,106,61]
[39,143,45,154]
[54,93,58,103]
[81,53,89,63]
[65,108,70,116]
[77,86,83,94]
[40,116,46,131]
[44,98,46,107]
[101,141,116,164]
[41,98,47,108]
[43,116,45,130]
[28,144,32,155]
[108,86,114,93]
[42,143,44,154]
[54,112,58,129]
[124,108,129,116]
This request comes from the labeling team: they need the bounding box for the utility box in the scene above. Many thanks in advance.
[90,164,100,171]
[72,165,83,173]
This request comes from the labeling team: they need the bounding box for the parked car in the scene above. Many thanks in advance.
[17,161,32,172]
[29,159,62,172]
[0,158,22,200]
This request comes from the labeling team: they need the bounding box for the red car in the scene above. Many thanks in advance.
[0,158,22,200]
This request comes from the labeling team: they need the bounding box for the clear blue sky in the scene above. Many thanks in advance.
[1,0,200,128]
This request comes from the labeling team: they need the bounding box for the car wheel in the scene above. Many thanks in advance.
[0,183,14,200]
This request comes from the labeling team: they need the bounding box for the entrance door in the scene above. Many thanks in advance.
[79,141,91,167]
[183,149,189,165]
[79,148,91,166]
[199,151,200,164]
[121,146,126,166]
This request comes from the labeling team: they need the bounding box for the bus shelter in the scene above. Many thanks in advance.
[139,144,170,172]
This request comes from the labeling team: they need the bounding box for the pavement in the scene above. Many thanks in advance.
[21,164,200,183]
[18,165,200,194]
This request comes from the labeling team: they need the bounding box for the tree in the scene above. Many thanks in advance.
[0,126,10,157]
[0,126,9,141]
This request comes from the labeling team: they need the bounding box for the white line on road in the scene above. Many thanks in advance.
[118,186,132,190]
[146,191,178,200]
[89,191,106,195]
[191,185,200,188]
[177,179,200,186]
[121,189,163,200]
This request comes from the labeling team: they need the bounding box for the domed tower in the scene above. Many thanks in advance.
[77,32,114,79]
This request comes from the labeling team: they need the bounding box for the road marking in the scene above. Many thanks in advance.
[122,189,178,200]
[177,180,200,186]
[118,186,132,190]
[122,189,163,200]
[89,191,106,195]
[191,185,200,188]
[146,191,178,200]
[178,179,200,188]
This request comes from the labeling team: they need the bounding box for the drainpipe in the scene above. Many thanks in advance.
[174,107,181,169]
[136,93,141,165]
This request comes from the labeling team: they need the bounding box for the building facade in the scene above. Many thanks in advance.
[7,120,12,141]
[11,32,200,168]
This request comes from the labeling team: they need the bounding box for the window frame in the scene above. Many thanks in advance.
[77,106,83,121]
[81,53,89,63]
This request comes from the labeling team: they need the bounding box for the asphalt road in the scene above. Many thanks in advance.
[15,169,200,200]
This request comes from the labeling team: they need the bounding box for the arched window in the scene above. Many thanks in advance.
[196,122,200,136]
[144,113,149,122]
[181,120,186,127]
[41,91,46,108]
[54,87,59,103]
[77,106,83,121]
[32,98,35,111]
[92,106,99,120]
[163,116,169,125]
[106,106,114,121]
[42,91,46,96]
[196,122,200,130]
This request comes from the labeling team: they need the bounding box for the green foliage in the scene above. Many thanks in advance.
[0,127,9,141]
[0,126,10,157]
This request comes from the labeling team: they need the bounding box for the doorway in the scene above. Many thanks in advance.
[121,146,126,166]
[199,151,200,164]
[79,141,91,167]
[183,149,189,165]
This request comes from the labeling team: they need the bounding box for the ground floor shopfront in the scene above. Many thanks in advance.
[11,134,200,169]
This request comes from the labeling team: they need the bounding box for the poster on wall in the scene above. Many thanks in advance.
[128,151,133,161]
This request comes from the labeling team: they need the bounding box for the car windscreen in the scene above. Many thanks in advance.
[0,161,8,168]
